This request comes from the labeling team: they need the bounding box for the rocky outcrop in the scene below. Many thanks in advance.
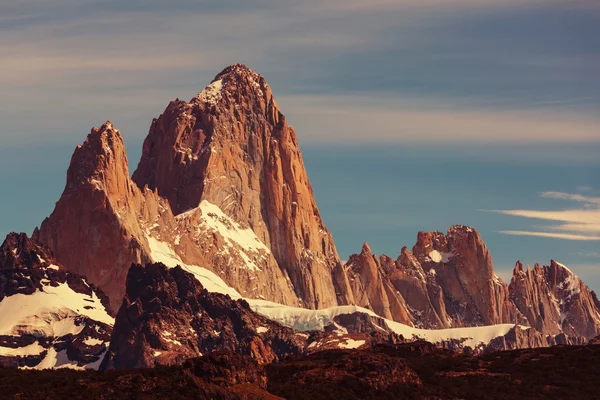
[102,263,307,369]
[345,226,524,329]
[0,233,113,369]
[33,121,299,310]
[411,225,523,327]
[344,226,600,343]
[386,247,450,328]
[344,243,412,324]
[33,122,168,311]
[509,260,600,340]
[132,64,353,309]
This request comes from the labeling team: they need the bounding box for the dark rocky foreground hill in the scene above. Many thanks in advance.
[3,341,600,399]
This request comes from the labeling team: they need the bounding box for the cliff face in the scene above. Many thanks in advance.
[33,122,170,311]
[387,247,449,328]
[344,226,600,342]
[36,65,354,311]
[344,226,524,329]
[411,226,523,327]
[344,243,412,325]
[510,260,600,339]
[132,64,352,309]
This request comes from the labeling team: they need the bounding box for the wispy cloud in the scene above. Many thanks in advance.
[489,190,600,241]
[279,95,600,144]
[1,0,599,147]
[540,191,600,207]
[498,230,600,241]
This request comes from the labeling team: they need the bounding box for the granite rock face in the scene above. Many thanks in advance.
[345,243,412,324]
[33,122,166,311]
[509,260,600,339]
[36,65,354,312]
[344,225,600,343]
[132,64,352,309]
[345,226,525,330]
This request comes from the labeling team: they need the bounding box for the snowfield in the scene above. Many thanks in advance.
[147,235,517,349]
[0,281,114,369]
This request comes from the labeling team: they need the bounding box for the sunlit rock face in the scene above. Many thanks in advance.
[35,65,356,312]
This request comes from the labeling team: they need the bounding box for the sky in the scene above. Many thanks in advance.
[1,0,599,288]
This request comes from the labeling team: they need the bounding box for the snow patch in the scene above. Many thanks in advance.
[256,326,269,334]
[338,339,365,349]
[180,200,271,271]
[146,235,242,299]
[0,342,45,356]
[83,337,104,346]
[249,299,517,349]
[429,250,452,263]
[196,79,223,105]
[0,284,114,336]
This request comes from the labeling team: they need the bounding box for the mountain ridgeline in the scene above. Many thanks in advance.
[0,64,596,370]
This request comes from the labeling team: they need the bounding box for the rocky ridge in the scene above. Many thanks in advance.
[509,259,600,339]
[344,225,600,342]
[0,233,113,369]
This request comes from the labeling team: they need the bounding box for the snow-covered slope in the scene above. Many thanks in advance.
[146,235,518,349]
[0,233,114,370]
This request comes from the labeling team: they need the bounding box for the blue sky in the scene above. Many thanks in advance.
[1,0,599,287]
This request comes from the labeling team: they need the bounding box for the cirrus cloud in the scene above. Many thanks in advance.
[488,191,600,241]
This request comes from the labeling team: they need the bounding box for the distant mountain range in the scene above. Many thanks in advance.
[2,64,599,371]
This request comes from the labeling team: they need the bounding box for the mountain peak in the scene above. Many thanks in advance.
[361,242,372,255]
[132,65,347,309]
[66,122,130,195]
[214,63,262,81]
[193,63,268,106]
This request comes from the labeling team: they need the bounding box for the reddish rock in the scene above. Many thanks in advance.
[33,122,166,311]
[102,263,307,369]
[509,259,600,339]
[36,65,355,311]
[132,64,353,309]
[389,246,450,328]
[345,243,412,324]
[412,225,523,327]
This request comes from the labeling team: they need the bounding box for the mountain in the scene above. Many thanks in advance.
[509,260,600,339]
[27,63,600,367]
[102,261,561,368]
[132,64,353,309]
[344,226,600,342]
[33,122,171,311]
[0,233,113,369]
[35,65,355,312]
[345,226,523,329]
